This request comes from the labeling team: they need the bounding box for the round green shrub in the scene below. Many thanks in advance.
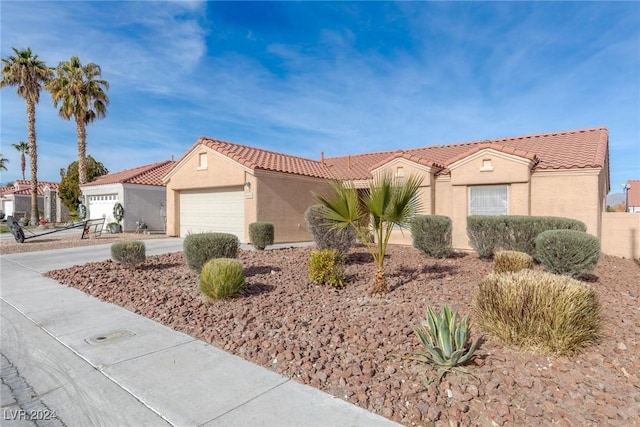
[183,232,240,273]
[111,240,146,269]
[200,258,246,300]
[474,270,601,355]
[248,222,274,250]
[308,249,345,288]
[411,215,453,258]
[493,250,534,274]
[535,230,600,278]
[304,204,354,255]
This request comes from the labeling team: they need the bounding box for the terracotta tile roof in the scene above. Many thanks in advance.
[172,127,608,182]
[82,160,176,187]
[197,137,336,179]
[627,180,640,207]
[1,180,59,196]
[325,126,609,180]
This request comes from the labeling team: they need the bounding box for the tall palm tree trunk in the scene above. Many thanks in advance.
[76,117,87,184]
[20,152,26,180]
[27,101,38,225]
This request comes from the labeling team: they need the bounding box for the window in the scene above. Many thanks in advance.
[198,153,208,170]
[469,185,508,215]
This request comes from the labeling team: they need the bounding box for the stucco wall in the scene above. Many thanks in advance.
[122,184,167,232]
[255,171,330,243]
[9,195,44,220]
[601,212,640,259]
[530,170,602,237]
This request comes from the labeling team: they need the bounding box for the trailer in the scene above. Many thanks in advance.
[6,216,106,243]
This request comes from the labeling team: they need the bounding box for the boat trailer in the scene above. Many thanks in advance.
[5,216,106,243]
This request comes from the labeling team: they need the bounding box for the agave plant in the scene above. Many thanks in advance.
[414,304,480,368]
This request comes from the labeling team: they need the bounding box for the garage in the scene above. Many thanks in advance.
[179,187,245,240]
[88,194,118,223]
[3,200,14,217]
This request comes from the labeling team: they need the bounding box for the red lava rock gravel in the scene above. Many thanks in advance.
[46,245,640,426]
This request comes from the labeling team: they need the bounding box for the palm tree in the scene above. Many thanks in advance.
[1,47,52,225]
[46,55,109,184]
[0,154,8,171]
[12,141,28,180]
[317,172,423,294]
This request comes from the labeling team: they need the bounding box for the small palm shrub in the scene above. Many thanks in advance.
[411,215,453,259]
[535,230,600,278]
[304,204,355,255]
[414,304,480,368]
[183,232,240,273]
[248,222,274,250]
[493,250,534,274]
[200,258,246,300]
[111,240,146,269]
[474,270,601,355]
[308,249,345,288]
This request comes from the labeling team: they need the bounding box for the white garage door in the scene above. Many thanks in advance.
[88,194,118,224]
[179,187,245,240]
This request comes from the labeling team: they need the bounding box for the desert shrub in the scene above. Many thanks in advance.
[304,204,354,255]
[411,215,453,258]
[308,249,345,288]
[467,215,587,259]
[111,240,146,269]
[414,304,479,368]
[535,230,600,278]
[248,222,274,250]
[474,270,601,355]
[493,250,534,274]
[183,232,240,273]
[200,258,246,300]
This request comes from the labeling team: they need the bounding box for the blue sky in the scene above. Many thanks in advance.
[1,1,639,194]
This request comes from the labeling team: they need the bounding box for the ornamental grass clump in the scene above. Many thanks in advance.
[414,304,480,368]
[535,229,600,278]
[474,270,601,355]
[199,258,246,300]
[183,232,239,273]
[110,240,146,269]
[493,250,534,274]
[248,221,274,250]
[308,249,346,288]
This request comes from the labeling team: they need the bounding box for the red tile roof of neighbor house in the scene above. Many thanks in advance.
[82,160,176,187]
[0,180,60,196]
[627,180,640,207]
[178,126,608,181]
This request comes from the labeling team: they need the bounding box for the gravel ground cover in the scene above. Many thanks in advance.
[44,245,640,426]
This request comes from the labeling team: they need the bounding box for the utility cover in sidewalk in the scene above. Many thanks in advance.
[86,329,136,345]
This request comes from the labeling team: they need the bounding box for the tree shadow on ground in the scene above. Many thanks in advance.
[244,266,281,277]
[389,263,459,291]
[245,281,275,296]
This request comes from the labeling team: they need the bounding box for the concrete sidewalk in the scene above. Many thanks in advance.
[1,239,399,427]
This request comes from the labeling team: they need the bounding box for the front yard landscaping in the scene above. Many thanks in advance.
[44,244,640,425]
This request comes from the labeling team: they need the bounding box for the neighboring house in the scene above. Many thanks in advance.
[626,180,640,213]
[81,160,175,232]
[164,126,610,249]
[0,180,68,223]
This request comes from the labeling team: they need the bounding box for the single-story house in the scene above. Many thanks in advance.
[81,160,175,232]
[625,180,640,213]
[163,126,610,250]
[0,180,68,223]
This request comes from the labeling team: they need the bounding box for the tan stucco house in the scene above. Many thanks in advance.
[81,160,175,232]
[0,180,68,223]
[164,126,610,250]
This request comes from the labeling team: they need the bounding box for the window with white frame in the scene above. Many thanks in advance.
[469,185,509,215]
